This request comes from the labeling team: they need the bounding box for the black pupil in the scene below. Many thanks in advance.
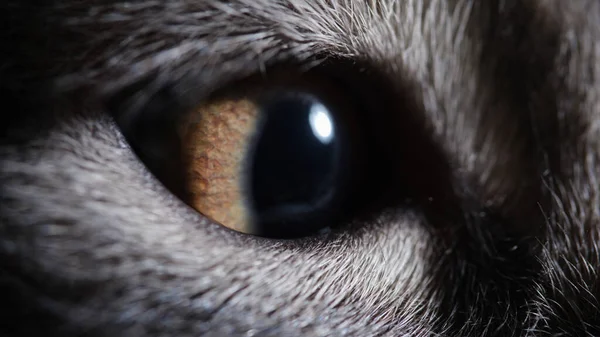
[249,92,344,237]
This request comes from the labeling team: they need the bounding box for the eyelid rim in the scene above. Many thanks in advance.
[103,57,330,130]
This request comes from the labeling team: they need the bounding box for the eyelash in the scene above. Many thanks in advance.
[108,58,449,240]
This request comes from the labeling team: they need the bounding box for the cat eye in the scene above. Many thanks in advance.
[114,70,379,239]
[179,83,364,238]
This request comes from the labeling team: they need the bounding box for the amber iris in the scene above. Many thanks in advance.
[180,99,260,233]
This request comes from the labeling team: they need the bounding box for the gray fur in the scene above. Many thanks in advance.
[1,0,600,335]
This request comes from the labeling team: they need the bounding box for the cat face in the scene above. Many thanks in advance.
[1,1,599,336]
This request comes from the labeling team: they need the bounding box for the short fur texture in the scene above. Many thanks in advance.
[1,0,599,336]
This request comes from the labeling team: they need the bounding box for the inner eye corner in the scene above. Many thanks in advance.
[115,60,403,241]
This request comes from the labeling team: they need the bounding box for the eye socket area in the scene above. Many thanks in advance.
[178,74,368,238]
[111,60,462,241]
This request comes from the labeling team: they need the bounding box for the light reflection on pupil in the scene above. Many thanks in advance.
[309,103,335,144]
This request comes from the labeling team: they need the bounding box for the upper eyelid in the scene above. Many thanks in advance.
[57,39,308,99]
[102,56,334,132]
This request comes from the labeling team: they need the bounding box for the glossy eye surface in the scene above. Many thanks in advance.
[112,69,380,239]
[179,80,363,238]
